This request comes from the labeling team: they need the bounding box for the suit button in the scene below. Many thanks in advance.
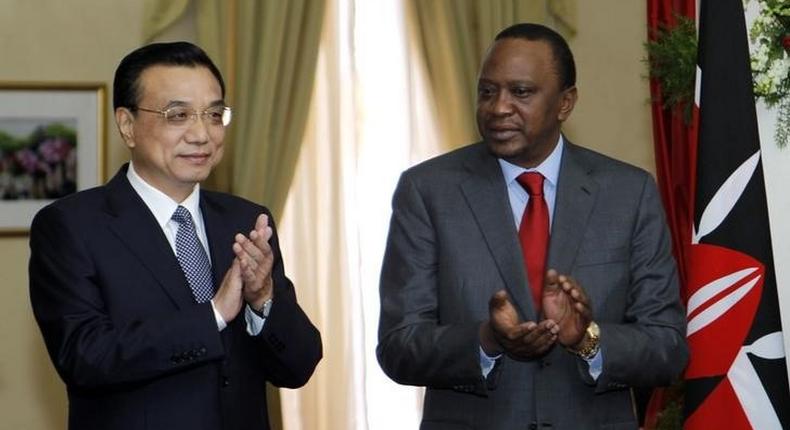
[222,377,230,387]
[529,422,537,430]
[199,346,207,356]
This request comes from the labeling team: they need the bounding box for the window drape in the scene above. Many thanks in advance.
[195,0,326,221]
[407,0,576,150]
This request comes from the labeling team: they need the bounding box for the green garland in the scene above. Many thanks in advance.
[645,6,789,147]
[645,16,698,123]
[655,381,684,430]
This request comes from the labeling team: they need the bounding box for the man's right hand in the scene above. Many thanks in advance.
[480,290,558,360]
[213,258,244,322]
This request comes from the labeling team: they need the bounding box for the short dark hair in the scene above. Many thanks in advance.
[113,41,226,110]
[494,23,576,90]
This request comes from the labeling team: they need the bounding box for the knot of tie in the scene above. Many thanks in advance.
[172,205,194,226]
[517,172,544,197]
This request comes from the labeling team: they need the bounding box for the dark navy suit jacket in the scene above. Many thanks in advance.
[29,165,322,430]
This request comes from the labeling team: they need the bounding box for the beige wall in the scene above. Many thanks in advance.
[0,1,142,428]
[565,1,655,174]
[0,1,653,428]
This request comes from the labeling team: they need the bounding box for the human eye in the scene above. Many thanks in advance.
[477,84,496,99]
[204,107,226,124]
[511,85,534,98]
[165,107,192,123]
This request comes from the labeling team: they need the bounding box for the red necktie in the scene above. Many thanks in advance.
[516,172,549,314]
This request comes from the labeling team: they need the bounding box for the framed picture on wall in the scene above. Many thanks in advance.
[0,83,107,235]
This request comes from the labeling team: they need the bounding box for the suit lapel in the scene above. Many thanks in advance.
[103,167,196,308]
[548,142,598,274]
[459,145,536,320]
[200,193,235,288]
[200,193,239,349]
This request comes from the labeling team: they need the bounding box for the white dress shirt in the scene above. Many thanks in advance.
[126,162,266,335]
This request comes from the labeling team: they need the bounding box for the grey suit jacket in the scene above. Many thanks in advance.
[377,141,688,430]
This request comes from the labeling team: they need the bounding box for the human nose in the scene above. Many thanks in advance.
[183,113,210,144]
[491,91,514,116]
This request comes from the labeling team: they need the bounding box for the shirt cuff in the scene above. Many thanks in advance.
[585,348,603,380]
[210,299,227,331]
[244,304,267,335]
[479,346,501,378]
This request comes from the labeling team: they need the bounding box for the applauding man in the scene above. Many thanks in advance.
[29,42,321,430]
[377,23,687,430]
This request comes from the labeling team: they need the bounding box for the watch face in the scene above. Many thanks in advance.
[588,321,600,338]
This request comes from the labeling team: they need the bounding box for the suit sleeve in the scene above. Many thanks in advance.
[593,174,689,391]
[28,205,226,390]
[377,173,488,394]
[253,212,323,388]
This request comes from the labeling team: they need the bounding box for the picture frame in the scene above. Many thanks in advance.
[0,83,107,235]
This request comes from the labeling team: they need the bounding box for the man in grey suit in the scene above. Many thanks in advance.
[377,23,688,429]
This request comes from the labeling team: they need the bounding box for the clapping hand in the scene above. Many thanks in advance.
[541,269,592,349]
[233,214,274,311]
[480,290,559,360]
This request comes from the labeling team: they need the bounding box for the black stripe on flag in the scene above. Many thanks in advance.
[687,0,790,426]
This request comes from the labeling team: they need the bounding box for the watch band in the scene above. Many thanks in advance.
[260,298,273,318]
[570,321,600,360]
[252,298,273,318]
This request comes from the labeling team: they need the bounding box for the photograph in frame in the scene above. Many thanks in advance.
[0,84,106,234]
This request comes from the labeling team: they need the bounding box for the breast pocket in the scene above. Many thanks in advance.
[572,246,630,318]
[575,246,628,267]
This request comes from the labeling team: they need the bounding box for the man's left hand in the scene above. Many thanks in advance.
[541,269,592,348]
[233,214,274,311]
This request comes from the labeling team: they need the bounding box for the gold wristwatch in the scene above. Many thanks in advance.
[570,321,600,360]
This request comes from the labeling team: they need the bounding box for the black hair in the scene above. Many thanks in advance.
[113,41,225,110]
[494,23,576,89]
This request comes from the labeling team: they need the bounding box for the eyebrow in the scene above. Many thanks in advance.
[162,99,227,109]
[478,78,535,86]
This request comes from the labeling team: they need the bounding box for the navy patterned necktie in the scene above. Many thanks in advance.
[171,205,214,303]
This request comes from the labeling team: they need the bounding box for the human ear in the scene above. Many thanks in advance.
[558,86,578,122]
[115,108,136,148]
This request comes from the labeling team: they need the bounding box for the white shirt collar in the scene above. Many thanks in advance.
[126,161,202,230]
[497,135,564,187]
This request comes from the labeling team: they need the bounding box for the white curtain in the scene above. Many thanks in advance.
[277,0,442,428]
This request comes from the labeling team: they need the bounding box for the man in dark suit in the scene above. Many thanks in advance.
[377,23,688,429]
[29,42,322,430]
